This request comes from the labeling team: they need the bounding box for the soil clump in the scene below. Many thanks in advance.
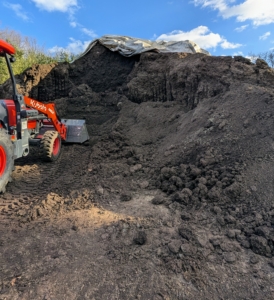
[1,44,274,299]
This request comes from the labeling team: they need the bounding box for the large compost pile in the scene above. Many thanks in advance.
[1,42,274,299]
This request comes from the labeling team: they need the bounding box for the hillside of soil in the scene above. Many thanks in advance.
[1,43,274,299]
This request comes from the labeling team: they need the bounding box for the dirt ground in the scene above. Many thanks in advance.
[1,44,274,299]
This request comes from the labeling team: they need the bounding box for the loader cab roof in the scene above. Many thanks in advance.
[0,39,16,57]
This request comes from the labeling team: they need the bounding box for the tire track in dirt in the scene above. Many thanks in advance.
[0,144,92,224]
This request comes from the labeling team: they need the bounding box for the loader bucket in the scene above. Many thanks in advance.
[61,119,90,143]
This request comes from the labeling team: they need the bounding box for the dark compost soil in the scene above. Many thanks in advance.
[1,44,274,299]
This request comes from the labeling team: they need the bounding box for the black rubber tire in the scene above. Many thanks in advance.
[39,130,62,162]
[0,129,14,193]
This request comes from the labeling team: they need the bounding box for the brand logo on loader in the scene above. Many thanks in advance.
[29,99,47,112]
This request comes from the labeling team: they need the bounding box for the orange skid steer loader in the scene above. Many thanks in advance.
[0,39,89,193]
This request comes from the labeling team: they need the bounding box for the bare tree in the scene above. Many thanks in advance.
[249,49,274,68]
[0,28,77,84]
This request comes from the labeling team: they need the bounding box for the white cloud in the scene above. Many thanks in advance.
[31,0,77,12]
[69,21,98,39]
[31,0,98,45]
[70,21,77,28]
[49,38,90,54]
[157,26,221,49]
[259,31,271,40]
[193,0,274,26]
[3,2,29,21]
[156,26,242,50]
[31,0,85,40]
[221,39,242,49]
[233,51,244,56]
[81,28,98,39]
[193,0,228,11]
[235,25,248,32]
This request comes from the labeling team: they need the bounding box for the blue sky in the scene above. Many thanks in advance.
[0,0,274,57]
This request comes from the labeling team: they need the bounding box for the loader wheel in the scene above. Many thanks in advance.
[0,129,14,193]
[40,131,62,162]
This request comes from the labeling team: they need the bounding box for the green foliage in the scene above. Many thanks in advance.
[53,50,79,63]
[0,56,7,84]
[0,28,78,84]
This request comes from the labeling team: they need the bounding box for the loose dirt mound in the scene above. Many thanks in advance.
[1,44,274,299]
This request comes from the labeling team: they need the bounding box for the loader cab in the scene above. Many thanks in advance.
[0,40,17,131]
[0,40,26,140]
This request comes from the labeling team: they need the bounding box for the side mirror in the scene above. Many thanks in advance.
[9,56,16,63]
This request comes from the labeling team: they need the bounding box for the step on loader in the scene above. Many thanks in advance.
[0,39,89,193]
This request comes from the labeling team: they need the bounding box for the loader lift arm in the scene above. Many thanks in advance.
[23,96,67,140]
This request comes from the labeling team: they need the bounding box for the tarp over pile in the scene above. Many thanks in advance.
[78,35,210,59]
